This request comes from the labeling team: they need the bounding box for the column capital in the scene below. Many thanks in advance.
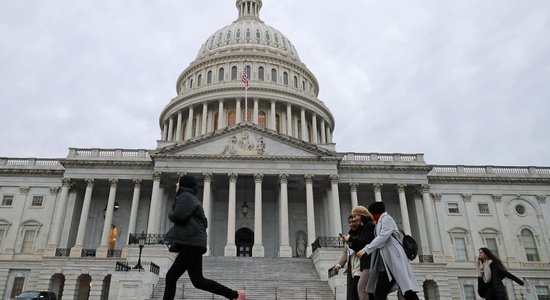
[132,178,142,186]
[304,174,314,184]
[49,186,60,194]
[329,174,339,185]
[85,178,95,187]
[203,172,213,182]
[421,184,430,194]
[279,173,289,184]
[373,182,382,192]
[432,193,442,202]
[254,173,264,183]
[349,182,358,192]
[396,183,407,193]
[109,178,119,188]
[61,177,71,187]
[229,172,238,182]
[153,172,162,181]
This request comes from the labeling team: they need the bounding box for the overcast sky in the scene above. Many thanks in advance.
[1,0,549,166]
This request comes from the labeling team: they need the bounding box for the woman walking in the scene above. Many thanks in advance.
[163,174,246,300]
[477,247,524,299]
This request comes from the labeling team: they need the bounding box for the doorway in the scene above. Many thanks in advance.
[235,228,254,257]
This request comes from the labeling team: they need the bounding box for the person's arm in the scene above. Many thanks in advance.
[503,270,524,286]
[334,247,348,271]
[168,194,198,224]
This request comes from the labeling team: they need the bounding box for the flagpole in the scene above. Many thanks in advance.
[245,85,248,122]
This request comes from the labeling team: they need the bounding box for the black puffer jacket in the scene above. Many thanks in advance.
[165,187,208,252]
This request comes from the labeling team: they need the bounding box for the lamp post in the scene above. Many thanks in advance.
[133,232,145,271]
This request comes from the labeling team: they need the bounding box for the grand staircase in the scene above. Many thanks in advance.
[148,257,334,299]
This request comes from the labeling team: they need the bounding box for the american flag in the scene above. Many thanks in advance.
[241,68,249,87]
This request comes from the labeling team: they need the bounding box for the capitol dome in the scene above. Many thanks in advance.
[158,0,335,150]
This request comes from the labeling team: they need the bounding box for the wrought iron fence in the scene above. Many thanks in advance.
[55,248,70,257]
[128,233,166,245]
[115,261,131,271]
[150,262,160,275]
[82,249,96,257]
[311,236,344,252]
[418,254,434,263]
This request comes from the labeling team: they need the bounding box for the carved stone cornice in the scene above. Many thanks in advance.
[153,154,341,162]
[338,164,432,172]
[60,160,153,168]
[0,169,65,176]
[255,173,264,183]
[462,193,472,202]
[397,184,407,194]
[349,182,358,192]
[492,194,502,202]
[20,186,29,194]
[428,175,550,184]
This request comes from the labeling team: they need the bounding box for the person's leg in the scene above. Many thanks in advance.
[163,253,188,300]
[351,276,360,300]
[357,269,370,300]
[373,271,392,300]
[184,247,239,299]
[402,290,420,300]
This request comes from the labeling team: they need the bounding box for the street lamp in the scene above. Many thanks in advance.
[133,232,146,271]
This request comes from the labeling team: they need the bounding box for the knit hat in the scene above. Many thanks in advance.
[179,174,198,193]
[368,202,386,214]
[351,205,370,218]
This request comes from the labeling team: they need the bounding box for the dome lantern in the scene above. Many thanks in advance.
[236,0,262,20]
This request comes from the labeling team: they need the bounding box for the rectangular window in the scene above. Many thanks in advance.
[463,285,476,300]
[454,237,468,261]
[21,229,36,254]
[447,202,460,214]
[0,228,5,250]
[478,203,490,214]
[31,196,44,207]
[485,238,499,258]
[10,277,25,298]
[2,195,14,206]
[536,286,550,300]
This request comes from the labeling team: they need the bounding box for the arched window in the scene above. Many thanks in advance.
[20,220,41,254]
[207,71,212,84]
[302,81,305,90]
[228,111,236,125]
[189,79,193,88]
[218,68,225,81]
[271,68,277,82]
[293,76,298,88]
[283,72,288,85]
[197,74,202,86]
[231,66,238,80]
[521,228,540,261]
[258,66,264,81]
[258,111,266,127]
[246,65,251,79]
[448,227,470,261]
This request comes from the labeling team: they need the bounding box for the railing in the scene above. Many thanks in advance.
[418,254,434,263]
[150,262,160,275]
[340,152,425,163]
[82,249,97,257]
[107,249,122,258]
[311,236,344,253]
[115,261,131,271]
[67,148,150,159]
[128,233,167,245]
[432,165,550,175]
[115,260,160,274]
[55,248,70,257]
[0,158,62,168]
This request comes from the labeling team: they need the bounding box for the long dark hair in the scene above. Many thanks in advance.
[479,247,505,269]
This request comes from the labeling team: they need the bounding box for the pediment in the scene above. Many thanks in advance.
[152,124,337,159]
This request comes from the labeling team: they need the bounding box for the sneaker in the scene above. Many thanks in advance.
[235,290,246,300]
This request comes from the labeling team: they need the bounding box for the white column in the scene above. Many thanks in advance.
[97,178,118,258]
[278,174,292,257]
[286,103,292,135]
[311,113,318,143]
[270,100,276,130]
[320,120,326,143]
[202,173,213,256]
[147,172,161,234]
[70,178,94,257]
[252,173,265,257]
[176,111,183,141]
[253,98,259,124]
[397,184,412,235]
[305,174,316,257]
[218,100,224,129]
[374,183,383,202]
[167,117,174,141]
[185,106,194,139]
[236,98,242,124]
[225,173,238,256]
[201,102,208,135]
[330,175,342,235]
[350,183,358,208]
[422,184,441,255]
[327,126,332,143]
[127,179,142,243]
[300,107,308,142]
[47,178,70,251]
[162,123,168,140]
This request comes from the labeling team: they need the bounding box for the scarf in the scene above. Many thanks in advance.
[476,259,492,283]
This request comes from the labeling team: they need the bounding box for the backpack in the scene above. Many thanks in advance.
[401,234,418,261]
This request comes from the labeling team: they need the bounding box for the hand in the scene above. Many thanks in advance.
[333,264,341,272]
[343,234,350,242]
[519,279,525,286]
[357,249,365,258]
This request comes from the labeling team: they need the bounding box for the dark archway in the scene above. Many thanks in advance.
[235,227,254,257]
[75,274,91,300]
[48,273,65,300]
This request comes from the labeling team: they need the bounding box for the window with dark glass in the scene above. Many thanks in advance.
[271,69,277,82]
[231,66,238,80]
[283,72,288,85]
[197,74,202,86]
[259,111,266,127]
[207,71,212,84]
[31,196,43,207]
[447,203,459,214]
[219,68,225,81]
[521,228,540,261]
[293,76,298,88]
[477,203,490,214]
[1,195,13,206]
[258,66,264,81]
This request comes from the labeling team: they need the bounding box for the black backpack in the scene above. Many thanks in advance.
[401,234,418,261]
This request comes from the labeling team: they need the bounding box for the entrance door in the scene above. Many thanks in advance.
[235,228,254,257]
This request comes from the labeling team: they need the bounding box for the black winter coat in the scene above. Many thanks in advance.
[348,217,376,271]
[483,261,524,300]
[165,187,208,253]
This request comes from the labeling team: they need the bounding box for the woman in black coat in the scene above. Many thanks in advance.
[163,175,246,300]
[476,247,524,299]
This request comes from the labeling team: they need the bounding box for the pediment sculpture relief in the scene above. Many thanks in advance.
[221,131,266,156]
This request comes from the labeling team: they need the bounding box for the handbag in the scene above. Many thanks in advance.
[477,277,486,298]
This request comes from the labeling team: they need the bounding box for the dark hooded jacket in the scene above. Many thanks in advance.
[165,187,208,253]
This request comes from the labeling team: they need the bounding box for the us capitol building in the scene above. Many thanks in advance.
[1,1,549,299]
